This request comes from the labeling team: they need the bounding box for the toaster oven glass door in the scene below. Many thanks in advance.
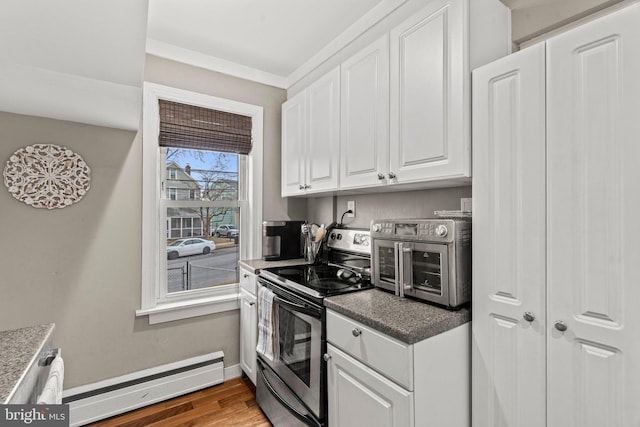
[373,240,449,303]
[406,242,449,299]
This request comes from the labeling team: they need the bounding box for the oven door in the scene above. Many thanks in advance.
[256,280,323,420]
[373,239,449,305]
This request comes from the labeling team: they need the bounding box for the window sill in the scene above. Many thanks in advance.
[136,290,240,324]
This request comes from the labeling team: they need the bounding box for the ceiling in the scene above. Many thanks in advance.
[146,0,389,88]
[0,0,149,130]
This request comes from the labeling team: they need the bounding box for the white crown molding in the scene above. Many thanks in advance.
[145,0,409,90]
[146,38,288,89]
[284,0,409,87]
[0,61,142,131]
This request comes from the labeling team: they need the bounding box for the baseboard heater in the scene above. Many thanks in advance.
[63,351,224,427]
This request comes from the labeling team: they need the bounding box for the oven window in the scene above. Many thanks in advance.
[377,246,397,282]
[278,306,312,386]
[411,250,443,294]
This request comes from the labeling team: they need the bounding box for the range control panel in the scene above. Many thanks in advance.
[327,228,371,255]
[370,219,470,243]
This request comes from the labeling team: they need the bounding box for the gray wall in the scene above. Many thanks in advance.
[0,56,296,389]
[306,187,472,229]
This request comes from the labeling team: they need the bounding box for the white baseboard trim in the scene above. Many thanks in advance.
[64,352,225,427]
[224,363,242,381]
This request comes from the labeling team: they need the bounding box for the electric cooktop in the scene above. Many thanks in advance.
[260,263,373,301]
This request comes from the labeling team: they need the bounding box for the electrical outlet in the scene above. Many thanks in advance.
[461,198,472,212]
[347,200,355,218]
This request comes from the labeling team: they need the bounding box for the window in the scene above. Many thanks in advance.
[168,188,177,200]
[139,83,263,324]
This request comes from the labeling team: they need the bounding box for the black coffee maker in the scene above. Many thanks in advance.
[262,220,304,260]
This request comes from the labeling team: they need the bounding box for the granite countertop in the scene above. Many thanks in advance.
[324,289,470,345]
[0,323,55,403]
[239,258,307,274]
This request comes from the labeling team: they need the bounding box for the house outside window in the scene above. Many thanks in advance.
[139,83,263,324]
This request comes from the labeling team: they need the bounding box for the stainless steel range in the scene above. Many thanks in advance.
[256,228,372,427]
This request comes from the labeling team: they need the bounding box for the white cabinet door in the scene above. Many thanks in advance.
[340,35,389,190]
[326,344,413,427]
[239,288,257,384]
[390,0,468,184]
[546,5,640,426]
[281,90,306,196]
[305,66,340,194]
[472,42,547,427]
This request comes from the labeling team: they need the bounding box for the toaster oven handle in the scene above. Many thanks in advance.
[393,242,400,296]
[395,242,412,297]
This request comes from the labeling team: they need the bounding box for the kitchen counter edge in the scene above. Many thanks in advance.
[0,323,55,404]
[239,258,307,274]
[324,289,470,345]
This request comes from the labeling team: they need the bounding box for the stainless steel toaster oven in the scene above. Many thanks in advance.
[370,218,471,308]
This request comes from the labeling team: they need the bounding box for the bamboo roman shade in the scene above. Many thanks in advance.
[158,100,252,154]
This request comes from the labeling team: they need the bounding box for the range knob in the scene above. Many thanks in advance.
[372,223,382,232]
[336,233,343,240]
[435,225,448,237]
[330,233,337,240]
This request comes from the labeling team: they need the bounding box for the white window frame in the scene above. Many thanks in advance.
[137,82,263,324]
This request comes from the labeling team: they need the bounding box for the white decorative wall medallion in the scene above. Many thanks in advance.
[3,144,91,209]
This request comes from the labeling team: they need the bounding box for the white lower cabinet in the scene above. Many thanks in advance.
[327,344,412,427]
[326,309,470,427]
[239,268,257,384]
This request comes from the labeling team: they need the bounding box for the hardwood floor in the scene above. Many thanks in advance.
[88,377,272,427]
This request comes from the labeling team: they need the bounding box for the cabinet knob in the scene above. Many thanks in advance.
[299,185,304,190]
[554,320,568,332]
[323,353,332,362]
[249,301,255,306]
[523,312,535,322]
[388,172,397,179]
[304,184,311,189]
[352,328,362,337]
[377,173,386,180]
[243,274,249,278]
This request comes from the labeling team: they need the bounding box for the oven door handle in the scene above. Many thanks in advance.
[256,358,319,426]
[273,296,321,319]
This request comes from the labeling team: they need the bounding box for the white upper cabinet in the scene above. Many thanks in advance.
[281,67,340,197]
[282,0,510,196]
[281,90,306,196]
[340,36,390,190]
[389,0,467,184]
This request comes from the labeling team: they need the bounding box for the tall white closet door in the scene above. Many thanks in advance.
[471,43,547,427]
[546,4,640,427]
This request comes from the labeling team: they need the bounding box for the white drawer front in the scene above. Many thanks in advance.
[326,310,413,389]
[239,267,257,295]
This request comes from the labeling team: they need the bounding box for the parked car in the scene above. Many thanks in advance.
[167,238,216,259]
[215,224,239,238]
